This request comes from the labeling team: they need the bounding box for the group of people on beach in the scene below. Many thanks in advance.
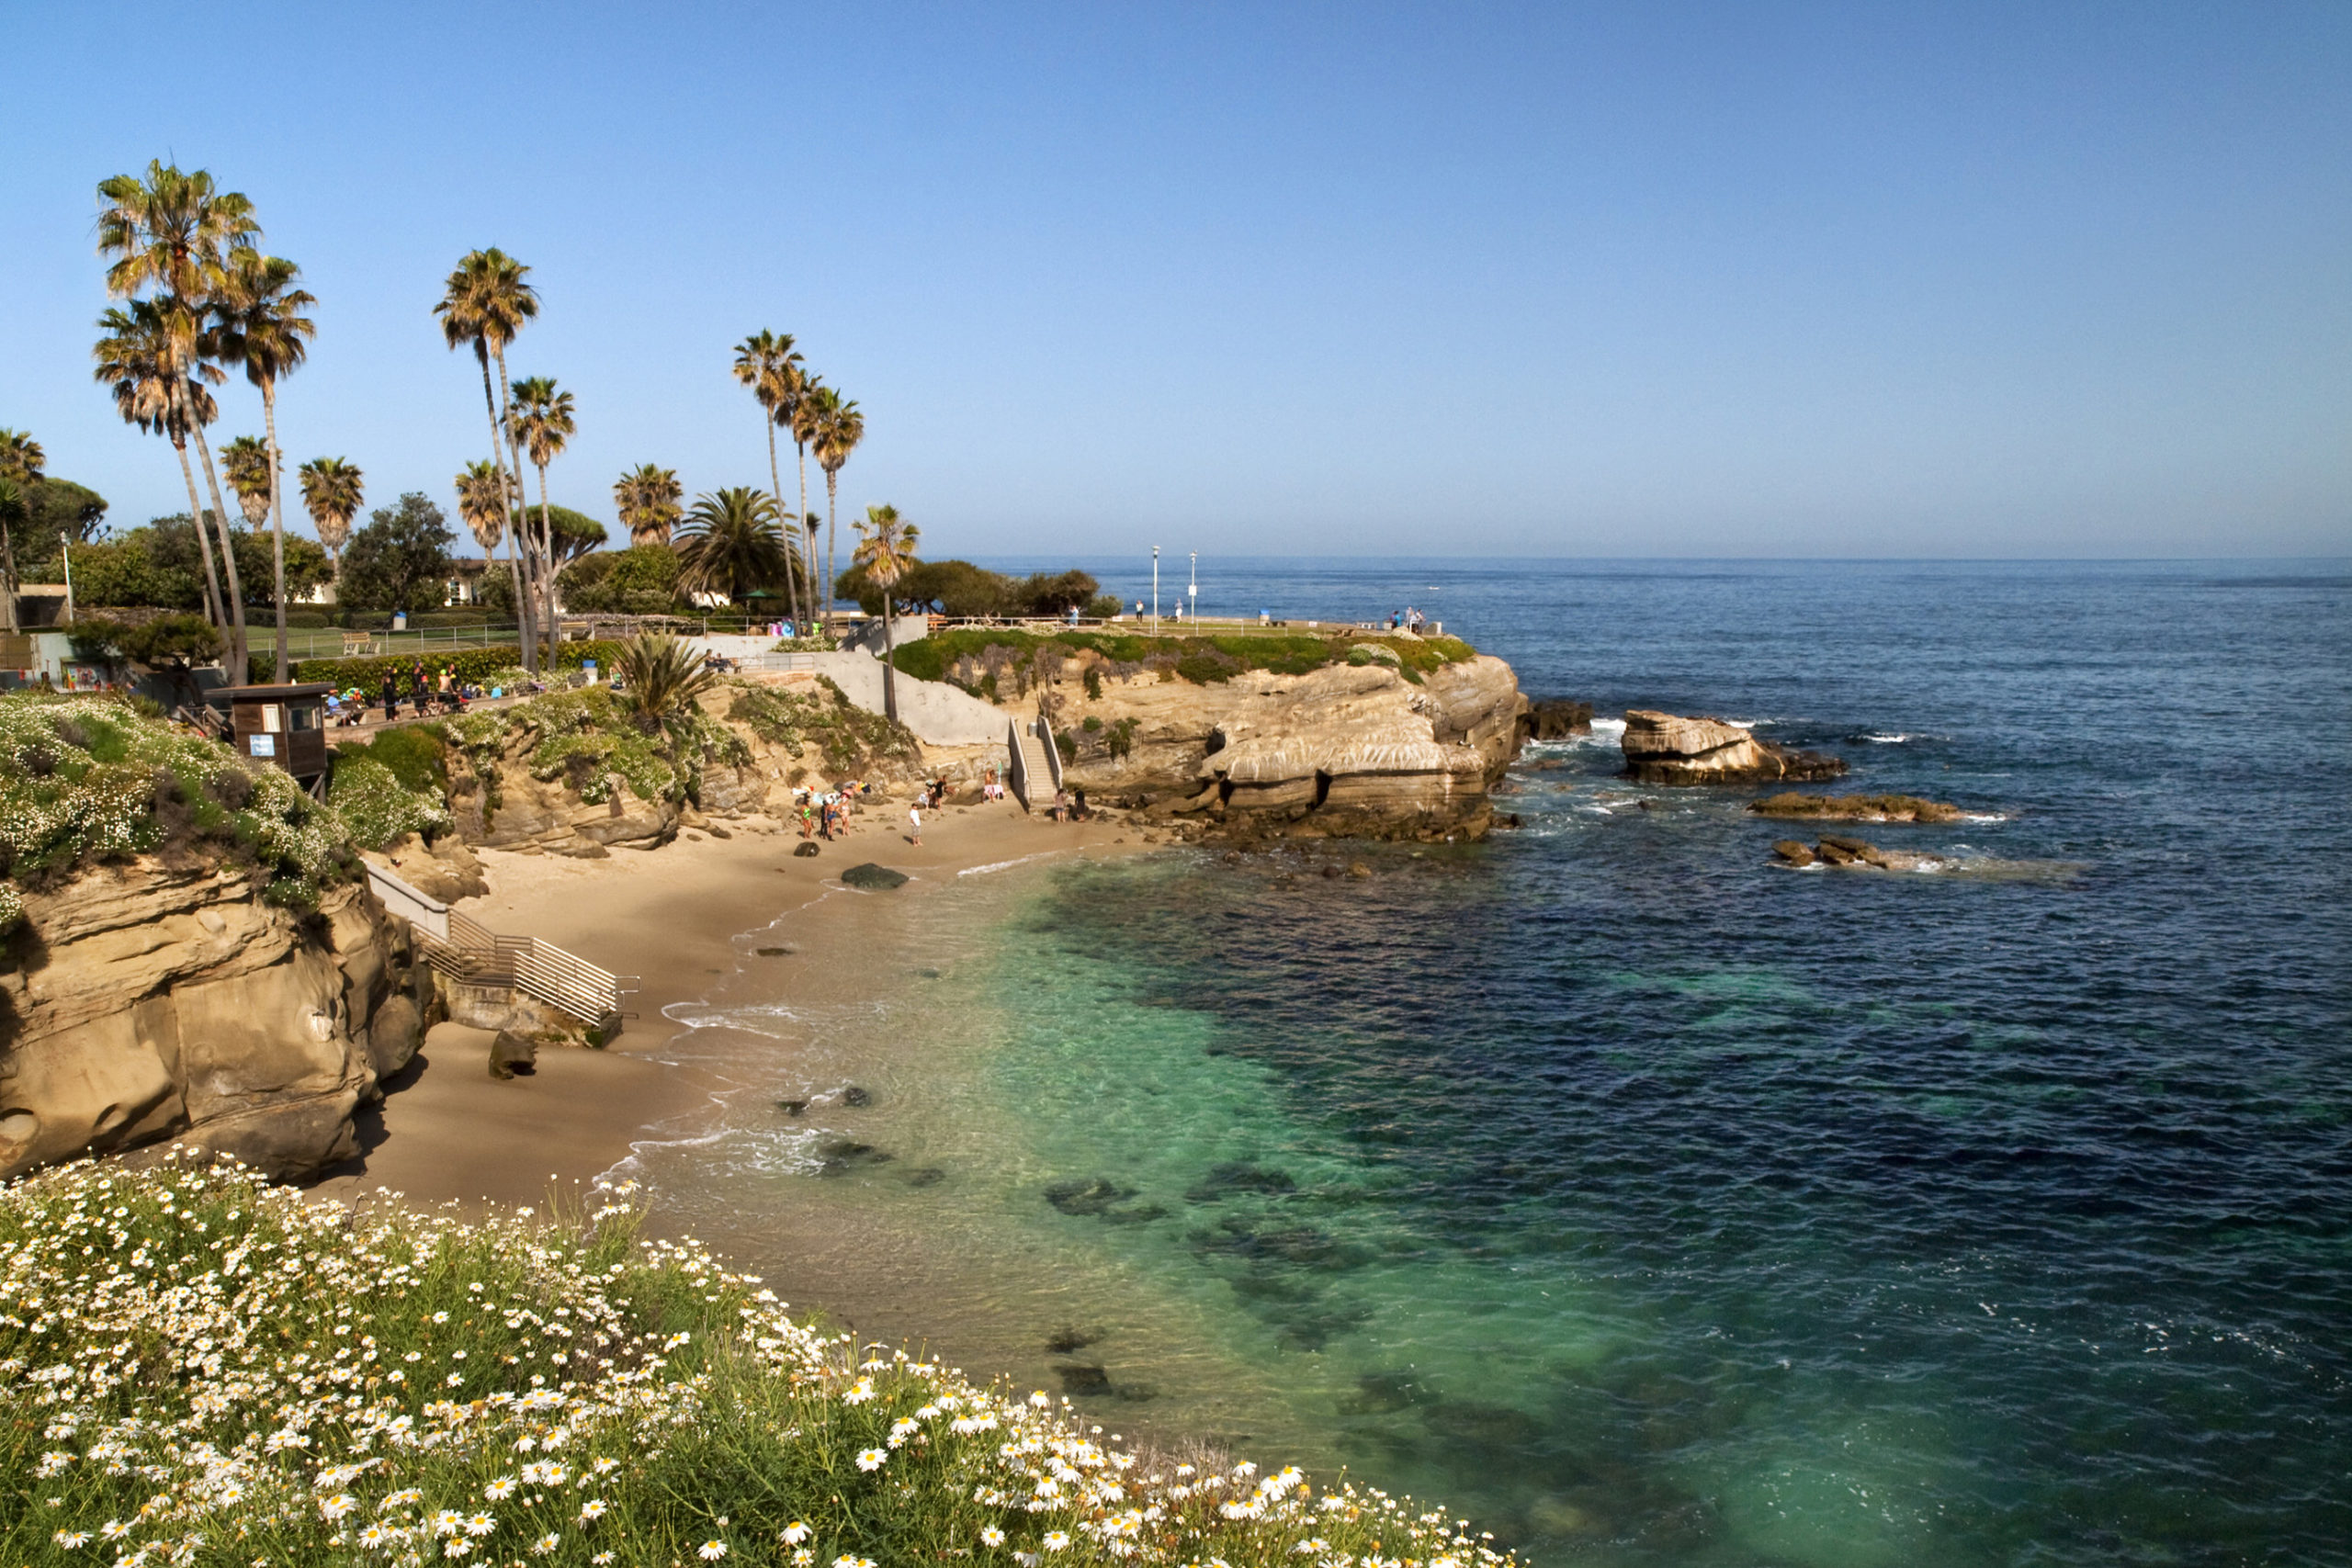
[794,780,872,840]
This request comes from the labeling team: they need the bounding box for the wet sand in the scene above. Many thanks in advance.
[309,795,1141,1212]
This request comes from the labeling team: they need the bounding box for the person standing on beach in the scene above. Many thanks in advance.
[907,802,922,845]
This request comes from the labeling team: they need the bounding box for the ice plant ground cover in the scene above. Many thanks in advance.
[0,1157,1510,1568]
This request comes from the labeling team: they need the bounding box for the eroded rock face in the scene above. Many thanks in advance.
[1622,710,1848,785]
[1521,699,1595,740]
[1033,654,1527,840]
[0,865,403,1182]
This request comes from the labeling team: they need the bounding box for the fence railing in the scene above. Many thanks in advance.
[383,874,638,1039]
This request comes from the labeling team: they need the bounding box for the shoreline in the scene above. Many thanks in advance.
[308,797,1143,1213]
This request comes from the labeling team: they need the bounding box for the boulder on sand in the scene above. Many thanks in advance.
[1621,711,1847,785]
[841,863,910,890]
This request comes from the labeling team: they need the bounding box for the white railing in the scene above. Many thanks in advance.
[368,864,637,1038]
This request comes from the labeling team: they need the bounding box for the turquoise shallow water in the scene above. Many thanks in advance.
[630,560,2352,1565]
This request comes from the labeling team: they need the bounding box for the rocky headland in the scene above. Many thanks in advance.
[948,637,1529,840]
[1621,709,1848,785]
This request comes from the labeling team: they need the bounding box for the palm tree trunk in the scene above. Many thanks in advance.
[823,469,839,637]
[880,595,899,725]
[185,393,250,680]
[763,418,800,632]
[492,348,543,673]
[474,354,534,663]
[536,463,559,653]
[262,382,289,682]
[796,440,811,634]
[172,434,226,631]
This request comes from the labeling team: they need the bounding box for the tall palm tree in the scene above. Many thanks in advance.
[851,503,920,725]
[613,463,684,547]
[507,376,575,640]
[95,160,258,673]
[730,331,808,625]
[434,248,541,666]
[94,300,229,630]
[209,251,315,682]
[454,459,525,615]
[298,457,364,585]
[804,386,864,635]
[788,375,827,620]
[675,488,788,606]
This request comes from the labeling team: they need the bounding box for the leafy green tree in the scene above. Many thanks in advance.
[851,503,920,724]
[338,493,456,612]
[61,534,199,610]
[512,502,605,565]
[836,558,1014,618]
[228,525,331,607]
[676,488,788,606]
[72,612,222,705]
[560,545,684,615]
[1013,569,1103,616]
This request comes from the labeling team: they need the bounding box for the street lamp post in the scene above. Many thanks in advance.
[1152,547,1159,634]
[1189,551,1198,625]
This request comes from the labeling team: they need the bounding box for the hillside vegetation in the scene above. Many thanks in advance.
[0,1157,1510,1568]
[894,629,1476,698]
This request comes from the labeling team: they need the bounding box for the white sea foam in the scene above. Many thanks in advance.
[1860,732,1912,743]
[959,851,1058,878]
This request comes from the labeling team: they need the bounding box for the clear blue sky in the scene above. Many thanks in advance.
[4,1,2346,558]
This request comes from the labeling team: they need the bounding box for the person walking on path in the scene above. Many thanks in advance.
[380,671,399,723]
[907,803,922,845]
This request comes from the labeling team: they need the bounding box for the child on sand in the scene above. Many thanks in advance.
[907,804,922,845]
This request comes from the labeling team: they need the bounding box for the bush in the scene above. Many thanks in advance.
[728,679,919,778]
[325,751,453,850]
[282,640,628,694]
[333,724,450,795]
[893,629,1476,694]
[0,1158,1509,1568]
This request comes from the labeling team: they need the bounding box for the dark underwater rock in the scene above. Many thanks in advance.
[816,1138,893,1177]
[1044,1178,1168,1224]
[1184,1162,1300,1203]
[841,1085,873,1108]
[841,862,908,889]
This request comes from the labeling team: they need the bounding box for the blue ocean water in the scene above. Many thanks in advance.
[647,559,2352,1566]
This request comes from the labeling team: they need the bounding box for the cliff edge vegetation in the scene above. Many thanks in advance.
[1,1156,1512,1568]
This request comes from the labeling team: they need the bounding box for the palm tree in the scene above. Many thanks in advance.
[731,331,808,625]
[506,376,575,641]
[221,435,273,524]
[95,161,259,673]
[209,251,315,682]
[851,503,920,725]
[454,459,524,615]
[805,386,865,635]
[94,300,229,630]
[435,248,541,666]
[788,374,825,612]
[612,632,720,739]
[613,464,684,547]
[675,488,788,606]
[298,457,364,584]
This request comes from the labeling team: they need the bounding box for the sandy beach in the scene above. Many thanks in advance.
[308,795,1142,1213]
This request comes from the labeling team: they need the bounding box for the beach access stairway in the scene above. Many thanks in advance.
[364,863,637,1041]
[1005,710,1063,811]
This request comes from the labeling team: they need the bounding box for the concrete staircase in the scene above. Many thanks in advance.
[1006,720,1059,811]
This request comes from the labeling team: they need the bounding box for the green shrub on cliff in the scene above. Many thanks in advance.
[326,753,454,851]
[894,628,1474,695]
[0,693,353,919]
[728,678,919,779]
[0,1156,1510,1568]
[446,686,750,809]
[262,640,630,693]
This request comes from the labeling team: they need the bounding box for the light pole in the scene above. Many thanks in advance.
[1151,547,1159,634]
[1189,551,1198,625]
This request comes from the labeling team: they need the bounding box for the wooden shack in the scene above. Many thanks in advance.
[214,683,333,793]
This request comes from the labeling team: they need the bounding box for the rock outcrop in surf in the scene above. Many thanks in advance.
[1621,710,1847,785]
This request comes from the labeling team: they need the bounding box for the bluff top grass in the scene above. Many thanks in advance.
[892,629,1476,694]
[0,1156,1510,1568]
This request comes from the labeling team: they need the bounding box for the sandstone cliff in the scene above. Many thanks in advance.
[1008,652,1527,840]
[1621,710,1848,785]
[0,863,417,1183]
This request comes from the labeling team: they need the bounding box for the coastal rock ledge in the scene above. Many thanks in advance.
[1622,710,1848,785]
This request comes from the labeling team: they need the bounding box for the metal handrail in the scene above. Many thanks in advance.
[418,907,636,1038]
